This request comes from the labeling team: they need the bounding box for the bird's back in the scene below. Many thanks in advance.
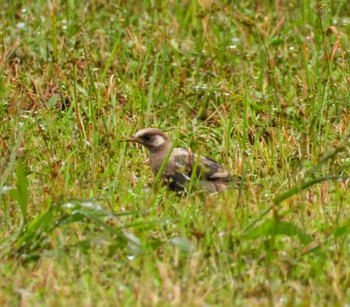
[158,147,241,192]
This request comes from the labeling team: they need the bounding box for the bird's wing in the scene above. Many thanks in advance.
[171,148,232,182]
[163,148,241,191]
[170,148,192,175]
[158,148,189,191]
[199,155,242,189]
[197,155,231,181]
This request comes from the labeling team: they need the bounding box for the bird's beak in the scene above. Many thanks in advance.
[121,136,140,143]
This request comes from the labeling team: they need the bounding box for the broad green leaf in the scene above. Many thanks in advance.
[246,219,313,245]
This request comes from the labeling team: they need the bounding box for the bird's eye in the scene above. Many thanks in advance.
[142,135,150,141]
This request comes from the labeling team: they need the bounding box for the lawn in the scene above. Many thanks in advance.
[1,0,350,305]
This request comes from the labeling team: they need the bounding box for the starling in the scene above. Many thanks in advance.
[125,128,242,193]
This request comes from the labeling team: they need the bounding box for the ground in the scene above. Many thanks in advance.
[1,0,350,305]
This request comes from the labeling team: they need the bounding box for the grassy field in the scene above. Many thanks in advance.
[1,0,350,305]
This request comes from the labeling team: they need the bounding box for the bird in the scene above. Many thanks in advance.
[125,128,242,193]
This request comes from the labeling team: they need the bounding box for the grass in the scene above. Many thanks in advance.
[1,0,350,305]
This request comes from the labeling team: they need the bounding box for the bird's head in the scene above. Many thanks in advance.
[125,128,170,152]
